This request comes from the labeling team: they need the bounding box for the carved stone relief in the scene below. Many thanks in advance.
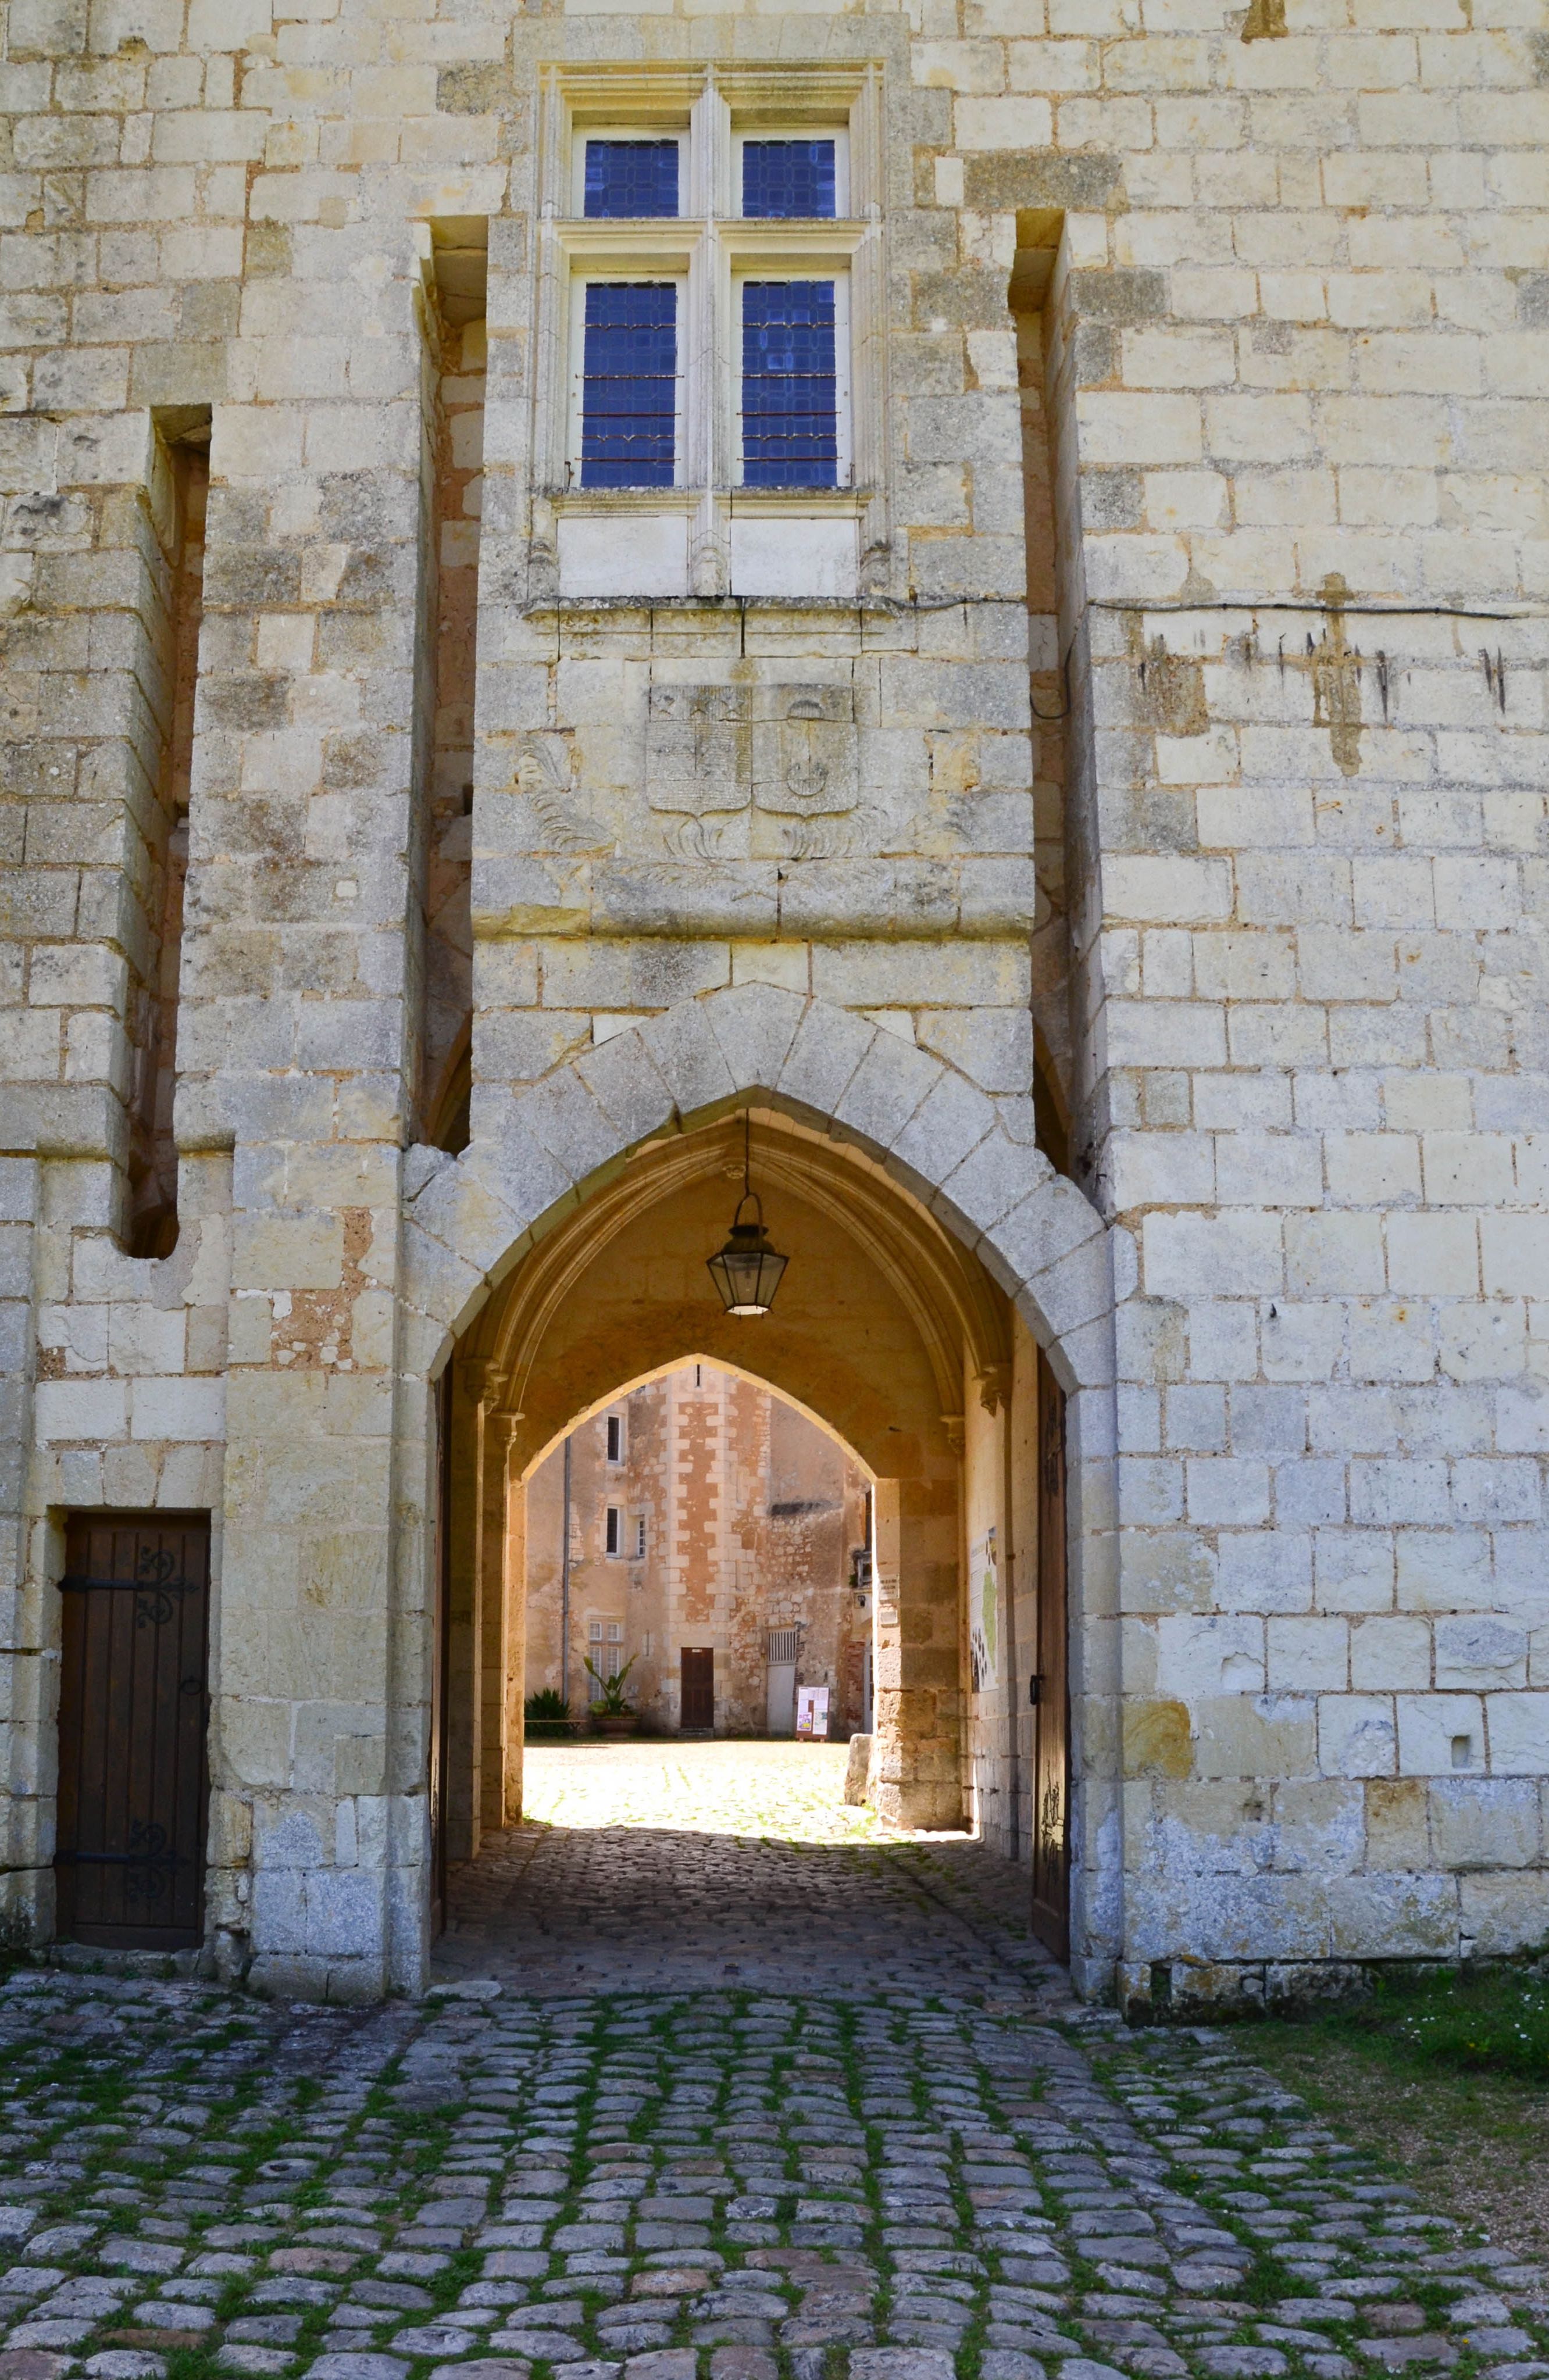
[506,677,868,874]
[645,684,752,857]
[643,677,860,860]
[752,684,859,857]
[513,733,611,855]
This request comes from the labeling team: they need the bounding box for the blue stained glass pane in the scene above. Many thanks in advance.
[741,280,837,488]
[581,283,677,488]
[584,139,679,219]
[742,139,836,219]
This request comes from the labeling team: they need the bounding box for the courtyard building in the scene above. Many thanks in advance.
[524,1366,873,1742]
[0,0,1544,2010]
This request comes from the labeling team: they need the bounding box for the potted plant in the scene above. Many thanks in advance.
[585,1653,640,1739]
[524,1687,575,1742]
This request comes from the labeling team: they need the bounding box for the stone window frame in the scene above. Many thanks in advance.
[531,62,891,599]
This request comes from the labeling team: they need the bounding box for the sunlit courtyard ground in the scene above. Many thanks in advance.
[517,1737,895,1842]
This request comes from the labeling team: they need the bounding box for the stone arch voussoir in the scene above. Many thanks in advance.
[402,983,1117,1392]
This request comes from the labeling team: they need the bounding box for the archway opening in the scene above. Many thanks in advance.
[431,1104,1070,1971]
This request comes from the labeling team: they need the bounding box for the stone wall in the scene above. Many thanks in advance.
[0,0,1543,2004]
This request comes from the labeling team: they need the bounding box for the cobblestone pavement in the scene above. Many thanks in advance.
[0,1742,1543,2380]
[437,1744,1058,1999]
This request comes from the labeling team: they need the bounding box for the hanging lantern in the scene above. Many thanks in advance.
[707,1116,788,1316]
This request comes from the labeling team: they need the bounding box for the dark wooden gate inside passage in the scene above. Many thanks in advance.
[55,1512,210,1950]
[1029,1349,1071,1962]
[680,1646,714,1732]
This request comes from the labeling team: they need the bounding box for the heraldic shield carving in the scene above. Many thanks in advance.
[754,684,857,820]
[645,677,859,859]
[645,683,752,856]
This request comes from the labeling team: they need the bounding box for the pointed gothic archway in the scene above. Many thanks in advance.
[398,985,1119,1995]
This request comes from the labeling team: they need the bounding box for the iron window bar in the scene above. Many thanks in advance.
[740,279,838,488]
[580,281,679,488]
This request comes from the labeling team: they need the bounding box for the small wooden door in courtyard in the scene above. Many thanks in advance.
[1029,1350,1070,1961]
[680,1647,714,1732]
[56,1512,210,1950]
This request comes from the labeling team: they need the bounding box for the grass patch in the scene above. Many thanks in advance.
[1326,1961,1549,2082]
[1245,1982,1549,2267]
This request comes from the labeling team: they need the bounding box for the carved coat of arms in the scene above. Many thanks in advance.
[752,684,858,853]
[645,684,752,856]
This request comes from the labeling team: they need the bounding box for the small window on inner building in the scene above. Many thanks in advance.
[740,278,840,488]
[584,137,680,219]
[741,137,838,219]
[632,1514,647,1560]
[606,1413,623,1464]
[605,1506,622,1557]
[579,281,679,488]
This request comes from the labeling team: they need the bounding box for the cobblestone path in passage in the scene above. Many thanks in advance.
[438,1744,1057,1999]
[0,1741,1543,2380]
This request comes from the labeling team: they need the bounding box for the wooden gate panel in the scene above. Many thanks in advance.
[1029,1351,1070,1962]
[680,1647,714,1732]
[431,1370,451,1938]
[56,1513,210,1951]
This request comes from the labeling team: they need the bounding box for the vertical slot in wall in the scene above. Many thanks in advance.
[417,220,488,1155]
[1010,217,1076,1189]
[126,409,209,1260]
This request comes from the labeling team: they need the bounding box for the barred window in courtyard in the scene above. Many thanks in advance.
[578,283,679,488]
[740,278,841,488]
[588,1619,626,1679]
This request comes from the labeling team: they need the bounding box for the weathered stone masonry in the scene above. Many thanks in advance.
[0,0,1546,2007]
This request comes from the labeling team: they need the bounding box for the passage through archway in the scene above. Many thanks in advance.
[523,1360,875,1744]
[430,1102,1076,1972]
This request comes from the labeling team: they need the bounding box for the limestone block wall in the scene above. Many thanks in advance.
[0,0,1543,2004]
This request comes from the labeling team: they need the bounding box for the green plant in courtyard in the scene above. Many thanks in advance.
[524,1686,574,1736]
[584,1652,638,1716]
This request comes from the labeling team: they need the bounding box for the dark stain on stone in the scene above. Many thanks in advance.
[1137,635,1209,738]
[1311,573,1362,778]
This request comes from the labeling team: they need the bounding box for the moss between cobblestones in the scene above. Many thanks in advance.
[1,1964,1547,2380]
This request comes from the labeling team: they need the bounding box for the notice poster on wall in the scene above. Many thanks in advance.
[795,1685,830,1739]
[969,1527,998,1693]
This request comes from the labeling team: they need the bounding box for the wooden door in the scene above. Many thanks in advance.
[430,1369,451,1938]
[680,1648,714,1732]
[56,1512,210,1951]
[1029,1348,1070,1961]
